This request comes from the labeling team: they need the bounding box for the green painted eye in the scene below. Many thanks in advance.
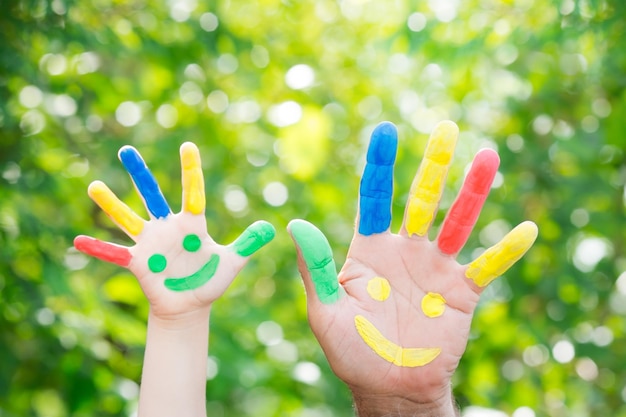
[148,254,167,273]
[183,234,202,252]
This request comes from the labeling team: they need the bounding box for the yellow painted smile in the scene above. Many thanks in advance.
[355,315,441,367]
[355,277,444,367]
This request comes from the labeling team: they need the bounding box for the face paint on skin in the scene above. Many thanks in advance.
[119,146,172,219]
[406,121,459,237]
[466,221,538,287]
[180,142,205,215]
[355,315,441,367]
[358,122,398,236]
[164,253,220,291]
[367,277,391,301]
[437,149,500,255]
[148,254,167,273]
[88,181,145,237]
[74,235,132,267]
[357,278,442,366]
[77,142,277,284]
[421,292,446,318]
[288,219,343,304]
[150,231,223,291]
[183,234,202,252]
[230,221,276,257]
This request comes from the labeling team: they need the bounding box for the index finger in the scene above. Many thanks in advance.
[357,122,398,236]
[180,142,205,215]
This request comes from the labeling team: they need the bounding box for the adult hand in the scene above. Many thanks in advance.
[288,121,537,417]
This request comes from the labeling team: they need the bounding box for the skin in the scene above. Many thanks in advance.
[288,121,537,416]
[74,142,274,417]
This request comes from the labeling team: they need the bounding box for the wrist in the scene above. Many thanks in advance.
[147,306,211,331]
[351,390,459,417]
[139,307,211,417]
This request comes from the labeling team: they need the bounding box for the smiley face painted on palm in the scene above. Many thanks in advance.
[144,232,217,291]
[289,219,449,368]
[354,277,447,367]
[74,142,275,294]
[288,121,537,369]
[139,224,220,292]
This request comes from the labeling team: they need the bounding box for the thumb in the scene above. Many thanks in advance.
[228,220,276,257]
[287,219,344,304]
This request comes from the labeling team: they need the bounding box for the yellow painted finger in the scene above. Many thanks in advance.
[405,121,459,236]
[466,221,538,287]
[180,142,205,215]
[88,181,145,237]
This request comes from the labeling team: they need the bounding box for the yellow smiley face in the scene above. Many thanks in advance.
[354,277,445,367]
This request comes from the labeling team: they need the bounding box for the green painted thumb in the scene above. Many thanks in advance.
[230,220,276,257]
[288,219,343,304]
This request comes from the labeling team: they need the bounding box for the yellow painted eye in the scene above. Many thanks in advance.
[367,277,391,301]
[421,292,446,318]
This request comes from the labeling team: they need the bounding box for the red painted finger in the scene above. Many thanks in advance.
[437,149,500,255]
[74,235,132,267]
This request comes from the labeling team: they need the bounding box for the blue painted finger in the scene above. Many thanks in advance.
[358,122,398,236]
[118,146,171,219]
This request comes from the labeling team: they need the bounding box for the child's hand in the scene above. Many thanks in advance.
[288,122,537,416]
[75,142,275,321]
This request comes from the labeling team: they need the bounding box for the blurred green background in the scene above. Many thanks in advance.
[1,0,625,416]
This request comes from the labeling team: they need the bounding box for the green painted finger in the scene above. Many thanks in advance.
[288,219,343,304]
[230,220,276,257]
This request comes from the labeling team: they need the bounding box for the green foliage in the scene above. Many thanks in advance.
[1,0,625,416]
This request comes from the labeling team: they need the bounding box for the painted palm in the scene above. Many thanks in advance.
[288,121,537,403]
[74,142,275,318]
